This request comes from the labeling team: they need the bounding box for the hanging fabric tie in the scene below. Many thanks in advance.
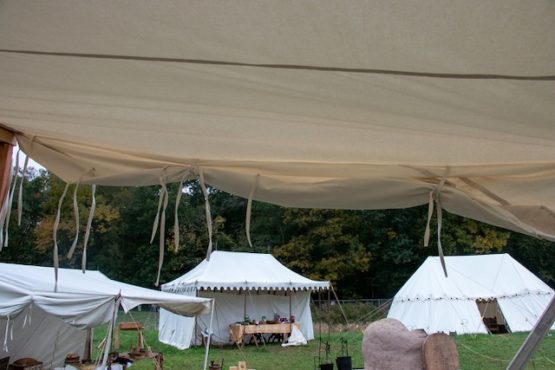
[150,177,166,244]
[53,183,70,291]
[245,174,260,248]
[17,154,29,226]
[198,168,213,260]
[155,179,169,287]
[3,315,10,352]
[2,149,20,248]
[66,180,81,259]
[423,168,449,277]
[423,191,434,247]
[173,174,188,253]
[82,184,96,273]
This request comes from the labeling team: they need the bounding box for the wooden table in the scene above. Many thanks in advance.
[114,322,144,350]
[229,323,300,347]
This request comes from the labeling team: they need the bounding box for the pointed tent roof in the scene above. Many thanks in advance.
[162,251,330,292]
[393,254,554,303]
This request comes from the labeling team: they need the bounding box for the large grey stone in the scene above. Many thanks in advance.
[362,318,427,370]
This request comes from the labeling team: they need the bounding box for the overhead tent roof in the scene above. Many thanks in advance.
[162,251,330,292]
[0,1,555,240]
[0,263,211,326]
[391,254,554,302]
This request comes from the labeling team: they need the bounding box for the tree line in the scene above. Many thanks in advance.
[1,169,553,298]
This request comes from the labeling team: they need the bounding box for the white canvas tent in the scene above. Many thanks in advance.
[159,251,329,348]
[388,254,555,335]
[0,1,554,367]
[0,263,211,368]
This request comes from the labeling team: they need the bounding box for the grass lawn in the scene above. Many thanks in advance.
[92,311,555,370]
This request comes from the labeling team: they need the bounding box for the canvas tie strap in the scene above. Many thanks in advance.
[245,174,260,248]
[82,184,96,272]
[17,154,29,226]
[173,174,189,253]
[199,168,214,260]
[155,179,169,287]
[423,190,434,247]
[423,168,449,277]
[3,315,10,352]
[2,149,20,248]
[53,183,70,291]
[66,180,81,259]
[150,178,166,244]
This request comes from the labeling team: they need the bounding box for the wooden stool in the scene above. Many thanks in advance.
[114,322,145,350]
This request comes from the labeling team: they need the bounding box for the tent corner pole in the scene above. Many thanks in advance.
[102,298,120,367]
[506,295,555,370]
[203,299,215,370]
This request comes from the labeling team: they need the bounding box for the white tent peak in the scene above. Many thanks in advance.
[396,254,553,302]
[162,250,330,292]
[388,253,554,334]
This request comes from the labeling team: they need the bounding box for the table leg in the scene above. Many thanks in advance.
[139,330,144,349]
[114,326,120,350]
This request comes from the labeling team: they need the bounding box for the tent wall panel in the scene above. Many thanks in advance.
[497,295,555,332]
[0,305,87,368]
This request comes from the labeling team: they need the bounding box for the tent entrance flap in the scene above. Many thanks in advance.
[476,299,509,334]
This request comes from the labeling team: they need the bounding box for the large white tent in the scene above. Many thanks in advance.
[0,263,211,368]
[388,254,555,335]
[159,251,329,348]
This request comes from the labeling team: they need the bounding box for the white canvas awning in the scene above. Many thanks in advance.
[0,263,211,325]
[0,262,212,367]
[0,1,554,242]
[162,251,330,292]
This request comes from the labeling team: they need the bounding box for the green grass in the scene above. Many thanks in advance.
[92,311,555,370]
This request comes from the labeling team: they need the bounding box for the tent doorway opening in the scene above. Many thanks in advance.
[476,299,509,334]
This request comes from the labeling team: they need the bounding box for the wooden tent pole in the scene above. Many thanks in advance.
[506,295,555,370]
[0,127,15,208]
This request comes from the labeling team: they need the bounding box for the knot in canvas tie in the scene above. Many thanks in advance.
[423,168,450,277]
[245,174,260,248]
[198,168,214,260]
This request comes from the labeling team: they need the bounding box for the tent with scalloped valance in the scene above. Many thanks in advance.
[388,254,555,334]
[159,251,329,348]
